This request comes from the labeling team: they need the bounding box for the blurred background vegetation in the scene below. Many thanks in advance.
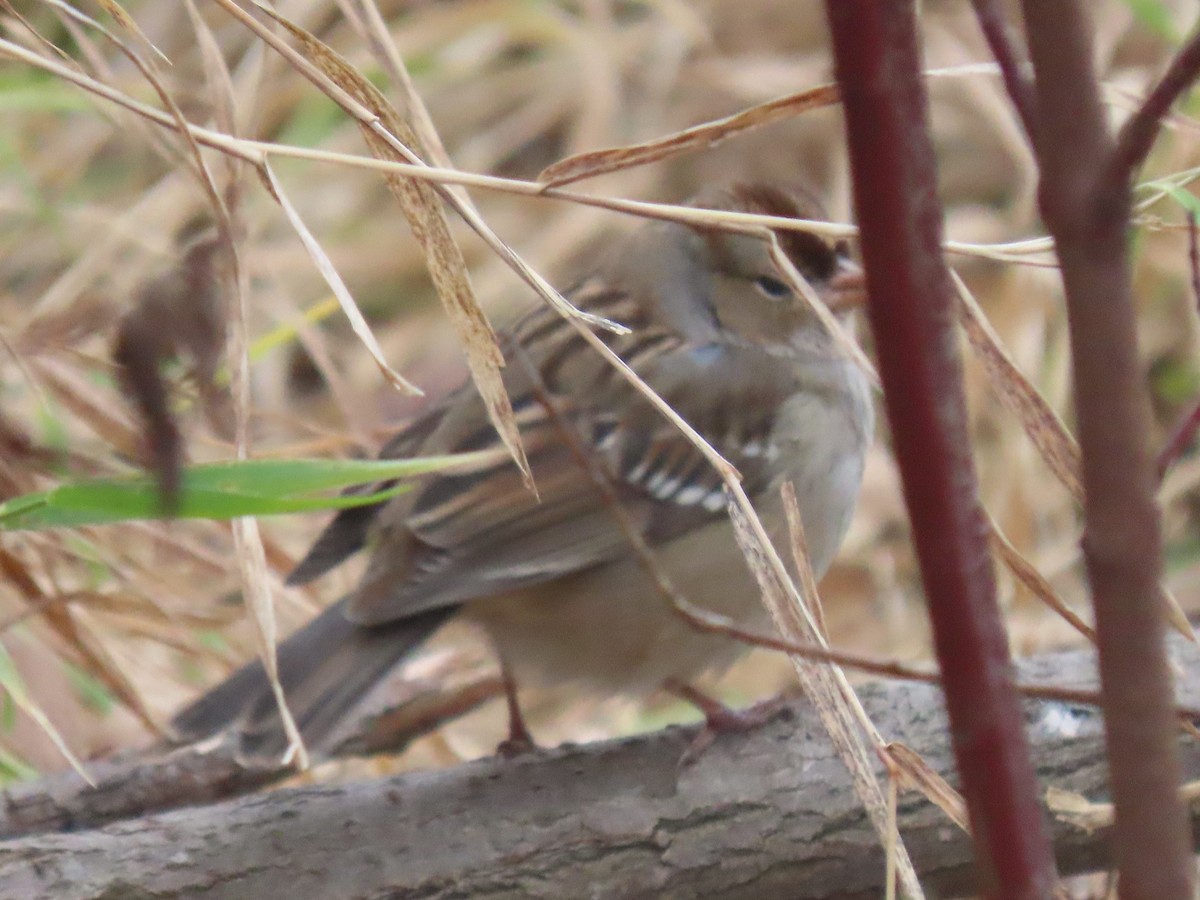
[0,0,1198,790]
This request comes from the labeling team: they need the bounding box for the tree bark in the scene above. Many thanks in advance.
[3,640,1200,899]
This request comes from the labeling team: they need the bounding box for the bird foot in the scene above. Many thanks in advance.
[494,728,539,759]
[495,661,538,758]
[665,680,789,766]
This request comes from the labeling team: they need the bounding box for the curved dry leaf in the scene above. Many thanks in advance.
[1045,785,1113,834]
[884,742,969,832]
[986,512,1096,644]
[536,64,1009,189]
[954,274,1196,644]
[951,270,1083,503]
[539,83,841,187]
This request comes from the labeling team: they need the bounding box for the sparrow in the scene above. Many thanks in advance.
[173,183,874,758]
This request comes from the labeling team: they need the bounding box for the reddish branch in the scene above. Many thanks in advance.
[1108,18,1200,187]
[824,4,1057,898]
[1158,213,1200,478]
[1159,400,1200,478]
[969,0,1037,139]
[1016,3,1197,898]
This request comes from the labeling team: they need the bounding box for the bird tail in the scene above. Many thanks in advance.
[171,599,455,759]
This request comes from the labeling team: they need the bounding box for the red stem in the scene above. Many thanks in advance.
[1159,213,1200,478]
[824,4,1057,897]
[1158,397,1200,479]
[1107,16,1200,186]
[1019,2,1194,897]
[970,0,1038,139]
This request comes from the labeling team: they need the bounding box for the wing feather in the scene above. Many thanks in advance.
[343,312,800,625]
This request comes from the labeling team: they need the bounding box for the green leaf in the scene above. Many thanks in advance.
[0,451,501,532]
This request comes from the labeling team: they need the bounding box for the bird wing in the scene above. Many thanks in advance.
[341,297,799,625]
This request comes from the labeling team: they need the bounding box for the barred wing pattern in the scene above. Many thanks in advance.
[329,281,798,625]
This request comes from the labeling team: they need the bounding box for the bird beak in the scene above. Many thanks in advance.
[827,257,867,312]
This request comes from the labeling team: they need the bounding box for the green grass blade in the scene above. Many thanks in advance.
[0,450,502,531]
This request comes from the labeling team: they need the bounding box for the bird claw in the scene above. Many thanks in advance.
[495,733,539,758]
[676,692,790,767]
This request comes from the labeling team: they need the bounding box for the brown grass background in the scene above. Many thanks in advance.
[1,0,1198,797]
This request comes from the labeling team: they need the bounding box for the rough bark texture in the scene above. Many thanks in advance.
[3,641,1200,900]
[0,671,506,839]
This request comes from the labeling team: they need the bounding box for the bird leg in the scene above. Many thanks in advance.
[494,659,538,758]
[664,679,788,764]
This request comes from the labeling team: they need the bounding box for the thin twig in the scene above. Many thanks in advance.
[1108,17,1200,186]
[1189,211,1200,313]
[969,0,1037,140]
[1157,211,1200,479]
[1158,400,1200,479]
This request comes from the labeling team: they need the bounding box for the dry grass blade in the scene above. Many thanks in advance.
[987,512,1096,643]
[0,547,163,738]
[89,0,167,63]
[884,741,970,831]
[539,83,841,187]
[1049,779,1200,836]
[257,163,422,397]
[953,273,1196,643]
[1044,785,1114,834]
[885,764,899,900]
[0,40,1060,274]
[0,637,91,784]
[951,270,1082,503]
[5,12,1197,886]
[168,3,308,772]
[346,0,453,172]
[30,357,139,457]
[251,6,532,486]
[1,1,70,62]
[183,0,237,179]
[725,488,923,899]
[231,517,308,769]
[782,481,829,641]
[1159,584,1197,645]
[43,0,219,208]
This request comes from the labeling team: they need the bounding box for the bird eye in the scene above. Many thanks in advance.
[753,275,792,299]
